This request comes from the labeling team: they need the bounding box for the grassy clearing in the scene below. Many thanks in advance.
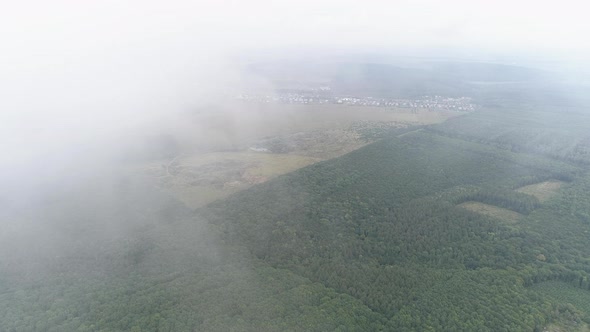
[143,152,320,209]
[516,180,565,202]
[171,186,231,209]
[194,103,461,146]
[458,201,523,223]
[239,153,322,177]
[179,151,320,174]
[238,103,461,133]
[137,104,463,208]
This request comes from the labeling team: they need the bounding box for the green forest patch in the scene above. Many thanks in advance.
[430,106,590,164]
[533,281,590,331]
[516,180,565,202]
[458,201,524,222]
[6,99,590,331]
[543,323,590,332]
[533,281,590,316]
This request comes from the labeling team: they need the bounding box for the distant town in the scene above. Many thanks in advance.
[236,90,477,112]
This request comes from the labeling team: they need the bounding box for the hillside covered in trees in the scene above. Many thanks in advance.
[6,0,590,329]
[3,94,590,331]
[3,59,590,331]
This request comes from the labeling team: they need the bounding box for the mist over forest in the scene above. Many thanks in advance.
[3,1,590,331]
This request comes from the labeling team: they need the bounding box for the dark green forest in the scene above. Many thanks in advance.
[3,66,590,331]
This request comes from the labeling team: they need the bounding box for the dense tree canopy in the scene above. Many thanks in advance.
[3,102,590,331]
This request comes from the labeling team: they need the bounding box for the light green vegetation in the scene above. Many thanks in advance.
[140,152,321,209]
[263,104,458,128]
[516,180,565,202]
[191,103,462,150]
[458,201,523,222]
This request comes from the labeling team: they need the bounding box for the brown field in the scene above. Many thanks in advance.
[516,180,564,202]
[458,201,523,223]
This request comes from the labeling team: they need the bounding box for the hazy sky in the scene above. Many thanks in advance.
[1,0,589,168]
[5,1,588,53]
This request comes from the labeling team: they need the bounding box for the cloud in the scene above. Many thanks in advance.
[1,0,589,171]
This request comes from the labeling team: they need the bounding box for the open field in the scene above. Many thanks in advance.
[458,201,523,222]
[516,180,565,202]
[138,103,464,208]
[140,152,321,208]
[261,104,460,128]
[184,102,465,151]
[259,103,463,133]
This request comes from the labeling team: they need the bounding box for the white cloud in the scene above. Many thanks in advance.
[1,0,589,167]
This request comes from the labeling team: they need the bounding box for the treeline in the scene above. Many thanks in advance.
[521,264,590,290]
[427,106,590,165]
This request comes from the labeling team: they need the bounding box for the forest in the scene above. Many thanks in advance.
[3,62,590,331]
[6,0,590,329]
[3,100,590,330]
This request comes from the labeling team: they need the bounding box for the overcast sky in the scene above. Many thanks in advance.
[1,0,589,168]
[4,1,589,56]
